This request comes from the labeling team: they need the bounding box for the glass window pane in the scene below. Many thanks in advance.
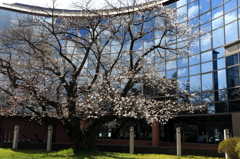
[213,58,225,70]
[189,17,199,26]
[203,103,215,114]
[225,21,238,44]
[215,90,227,101]
[178,67,188,77]
[188,1,199,19]
[202,73,213,91]
[166,60,177,69]
[214,69,227,89]
[200,0,210,14]
[228,88,240,100]
[212,27,224,48]
[215,102,228,113]
[178,77,189,91]
[225,10,237,24]
[201,34,211,51]
[226,54,238,67]
[212,0,223,9]
[177,0,187,8]
[201,61,213,73]
[201,22,211,33]
[213,47,225,59]
[178,57,188,68]
[177,6,187,23]
[212,16,223,30]
[212,6,223,19]
[166,70,177,79]
[201,51,212,62]
[200,11,211,24]
[229,100,240,112]
[227,66,239,87]
[190,65,200,75]
[224,0,237,13]
[190,54,200,65]
[190,75,201,92]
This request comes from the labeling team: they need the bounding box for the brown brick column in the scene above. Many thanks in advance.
[152,121,160,147]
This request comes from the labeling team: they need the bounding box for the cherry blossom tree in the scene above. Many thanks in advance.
[0,0,205,152]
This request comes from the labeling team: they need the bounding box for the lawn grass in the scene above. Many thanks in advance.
[0,148,223,159]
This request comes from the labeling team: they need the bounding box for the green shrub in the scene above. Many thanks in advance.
[218,137,240,159]
[236,141,240,158]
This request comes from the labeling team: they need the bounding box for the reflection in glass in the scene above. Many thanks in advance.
[178,77,189,91]
[215,90,227,101]
[212,27,224,48]
[202,73,213,91]
[225,21,238,44]
[214,69,227,90]
[0,9,11,18]
[212,16,223,30]
[212,0,223,9]
[177,6,187,23]
[190,54,200,65]
[166,60,177,70]
[200,12,211,24]
[178,57,188,68]
[189,17,199,26]
[190,40,200,54]
[203,103,215,114]
[178,67,188,77]
[227,66,239,87]
[166,70,177,79]
[212,6,223,19]
[188,1,199,19]
[225,10,237,24]
[224,0,237,13]
[190,65,200,75]
[202,92,214,103]
[213,47,224,59]
[229,100,240,112]
[177,0,187,8]
[201,61,213,73]
[200,22,211,34]
[201,34,211,51]
[226,54,238,67]
[215,102,228,113]
[156,62,165,71]
[228,88,240,100]
[200,0,210,14]
[190,75,201,92]
[201,51,212,62]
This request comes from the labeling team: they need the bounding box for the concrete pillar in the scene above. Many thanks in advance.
[12,125,19,149]
[224,129,230,159]
[129,126,134,154]
[47,125,53,152]
[152,121,160,147]
[176,127,181,156]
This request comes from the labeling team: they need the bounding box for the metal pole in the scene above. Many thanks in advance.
[12,125,19,149]
[47,125,53,152]
[129,126,134,154]
[176,127,181,156]
[224,129,229,159]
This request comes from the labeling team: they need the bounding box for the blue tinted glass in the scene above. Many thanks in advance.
[166,70,177,79]
[213,47,224,59]
[212,16,223,29]
[201,34,211,51]
[188,1,199,19]
[178,58,188,67]
[190,54,200,65]
[189,17,199,26]
[177,6,187,23]
[202,73,213,91]
[212,0,223,9]
[201,51,212,62]
[177,0,187,8]
[178,67,188,77]
[226,54,238,67]
[166,60,177,69]
[190,75,201,92]
[225,21,238,44]
[200,0,210,14]
[212,6,223,19]
[201,61,213,73]
[156,62,165,71]
[133,42,143,51]
[190,65,200,75]
[224,0,237,13]
[190,40,200,54]
[0,17,10,29]
[213,27,224,48]
[227,66,239,87]
[178,77,189,91]
[215,69,227,89]
[213,58,225,70]
[200,12,211,24]
[0,9,11,18]
[200,22,211,33]
[225,10,237,24]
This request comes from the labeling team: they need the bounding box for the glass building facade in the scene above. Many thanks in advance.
[0,0,240,144]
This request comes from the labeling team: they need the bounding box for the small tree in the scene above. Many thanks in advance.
[0,0,204,153]
[218,137,240,159]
